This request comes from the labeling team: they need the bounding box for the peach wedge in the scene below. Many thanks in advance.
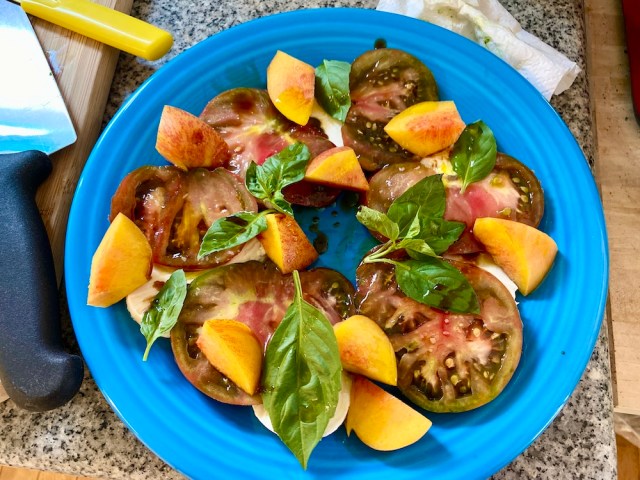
[267,51,315,125]
[257,213,318,274]
[384,101,466,157]
[334,315,397,385]
[473,217,558,295]
[346,376,432,451]
[196,319,263,396]
[156,105,230,170]
[87,213,152,307]
[304,146,369,192]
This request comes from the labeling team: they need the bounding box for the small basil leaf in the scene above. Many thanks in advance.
[387,175,446,237]
[395,258,480,314]
[356,206,400,241]
[399,238,437,259]
[140,269,187,361]
[262,271,342,469]
[414,218,466,255]
[451,120,497,193]
[198,211,268,258]
[315,60,351,123]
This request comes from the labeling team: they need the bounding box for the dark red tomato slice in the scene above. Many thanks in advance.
[365,153,544,253]
[171,261,355,405]
[200,88,340,206]
[355,258,522,413]
[110,166,257,270]
[342,48,439,172]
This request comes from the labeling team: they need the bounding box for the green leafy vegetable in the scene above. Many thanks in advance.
[387,175,446,237]
[261,270,342,469]
[450,120,497,193]
[406,218,466,255]
[140,269,187,361]
[246,143,310,215]
[198,211,268,258]
[356,206,399,241]
[395,258,480,314]
[315,60,351,122]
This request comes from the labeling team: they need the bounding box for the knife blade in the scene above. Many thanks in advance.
[0,0,84,411]
[10,0,173,61]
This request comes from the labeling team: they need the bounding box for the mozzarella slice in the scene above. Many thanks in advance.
[310,101,344,147]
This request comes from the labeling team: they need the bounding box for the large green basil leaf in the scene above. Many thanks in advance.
[261,271,342,469]
[198,211,268,258]
[246,143,310,215]
[450,120,497,193]
[140,269,187,360]
[411,218,466,255]
[315,60,351,122]
[395,258,480,314]
[387,175,446,237]
[356,206,400,241]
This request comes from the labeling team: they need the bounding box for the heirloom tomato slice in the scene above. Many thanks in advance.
[171,261,355,405]
[355,258,522,413]
[342,48,439,172]
[110,166,257,270]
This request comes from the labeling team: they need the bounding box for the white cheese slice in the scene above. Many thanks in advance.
[310,101,344,147]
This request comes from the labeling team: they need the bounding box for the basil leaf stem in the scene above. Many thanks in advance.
[140,269,187,361]
[450,120,497,193]
[198,210,269,258]
[261,270,342,469]
[315,60,352,122]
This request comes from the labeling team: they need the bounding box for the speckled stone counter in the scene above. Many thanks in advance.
[0,1,616,478]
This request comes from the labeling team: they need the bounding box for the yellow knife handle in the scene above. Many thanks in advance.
[22,0,173,61]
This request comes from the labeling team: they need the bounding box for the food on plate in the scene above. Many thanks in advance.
[342,48,439,171]
[304,146,369,192]
[334,314,397,385]
[88,44,559,467]
[257,213,318,274]
[196,319,263,395]
[473,217,558,295]
[346,375,432,451]
[155,105,230,170]
[384,101,466,157]
[267,50,316,125]
[355,258,523,413]
[87,213,152,307]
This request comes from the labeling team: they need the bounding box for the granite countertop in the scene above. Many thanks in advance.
[0,0,616,478]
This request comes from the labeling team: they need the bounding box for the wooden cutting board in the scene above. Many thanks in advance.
[31,0,134,286]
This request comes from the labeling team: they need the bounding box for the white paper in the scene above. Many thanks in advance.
[376,0,581,100]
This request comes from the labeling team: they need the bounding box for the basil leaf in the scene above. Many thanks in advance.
[395,258,479,314]
[198,211,268,258]
[140,269,187,361]
[399,238,437,259]
[450,120,497,193]
[246,143,311,215]
[315,60,351,123]
[356,206,400,241]
[261,271,342,469]
[412,218,466,255]
[387,175,446,237]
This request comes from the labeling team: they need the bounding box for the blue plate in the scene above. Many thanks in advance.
[65,8,609,480]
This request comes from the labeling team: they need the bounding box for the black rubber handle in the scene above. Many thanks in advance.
[0,151,83,411]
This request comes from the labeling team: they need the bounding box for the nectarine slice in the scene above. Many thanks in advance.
[384,101,466,157]
[196,319,263,395]
[267,51,315,125]
[305,146,369,192]
[257,213,318,274]
[472,217,558,295]
[334,315,397,385]
[87,213,152,307]
[156,105,230,170]
[346,376,431,451]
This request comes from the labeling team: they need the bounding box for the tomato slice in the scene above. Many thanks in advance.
[355,258,522,413]
[200,88,340,207]
[171,261,355,405]
[365,153,544,253]
[342,48,439,172]
[110,166,257,270]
